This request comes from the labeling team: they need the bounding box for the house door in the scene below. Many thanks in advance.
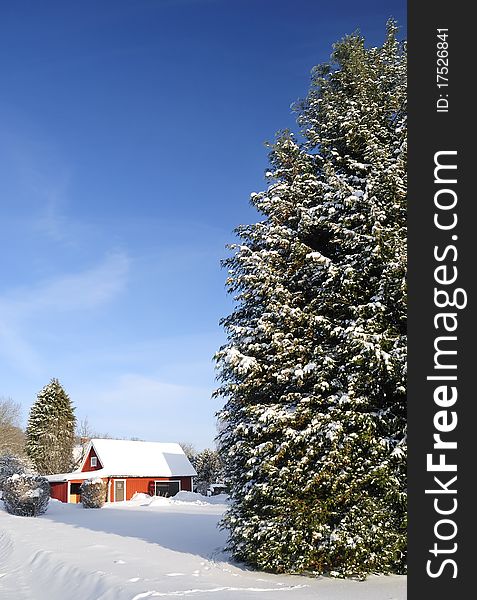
[114,480,126,502]
[69,482,82,504]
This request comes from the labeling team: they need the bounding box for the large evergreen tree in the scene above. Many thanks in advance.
[214,22,406,577]
[25,378,77,475]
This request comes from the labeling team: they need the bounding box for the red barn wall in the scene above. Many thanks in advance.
[51,476,193,503]
[49,482,68,503]
[178,476,193,492]
[81,447,102,472]
[109,476,193,501]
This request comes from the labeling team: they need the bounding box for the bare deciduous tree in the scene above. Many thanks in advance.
[0,397,26,456]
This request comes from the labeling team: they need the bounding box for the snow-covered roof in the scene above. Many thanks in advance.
[47,471,92,482]
[46,439,197,482]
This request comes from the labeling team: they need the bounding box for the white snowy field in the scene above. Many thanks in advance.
[0,492,406,600]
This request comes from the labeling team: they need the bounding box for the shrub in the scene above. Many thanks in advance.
[2,473,50,516]
[0,454,35,492]
[81,478,107,508]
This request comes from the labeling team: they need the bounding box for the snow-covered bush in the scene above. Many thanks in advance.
[2,473,50,516]
[0,454,34,492]
[81,478,107,508]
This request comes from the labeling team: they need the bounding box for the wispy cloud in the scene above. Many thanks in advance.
[0,320,44,377]
[0,252,130,374]
[1,110,91,248]
[34,193,73,244]
[1,251,130,317]
[93,374,203,407]
[72,373,218,447]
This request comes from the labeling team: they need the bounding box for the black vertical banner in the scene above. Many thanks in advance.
[408,2,474,598]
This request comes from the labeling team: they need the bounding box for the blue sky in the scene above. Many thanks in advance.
[0,0,406,449]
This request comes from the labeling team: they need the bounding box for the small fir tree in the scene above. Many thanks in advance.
[214,21,406,577]
[194,449,223,495]
[25,378,77,475]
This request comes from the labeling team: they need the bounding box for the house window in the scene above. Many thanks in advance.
[90,456,97,467]
[154,481,180,497]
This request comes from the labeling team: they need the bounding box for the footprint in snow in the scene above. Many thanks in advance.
[128,577,141,582]
[166,573,185,577]
[114,559,126,564]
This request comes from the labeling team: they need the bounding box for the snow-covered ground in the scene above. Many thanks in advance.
[0,492,406,599]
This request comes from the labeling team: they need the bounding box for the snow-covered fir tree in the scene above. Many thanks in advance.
[194,449,223,494]
[214,21,406,578]
[25,378,77,475]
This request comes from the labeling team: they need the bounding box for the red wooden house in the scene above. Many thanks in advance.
[47,438,196,504]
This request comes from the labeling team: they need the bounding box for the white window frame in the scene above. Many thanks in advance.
[153,479,181,497]
[90,456,98,468]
